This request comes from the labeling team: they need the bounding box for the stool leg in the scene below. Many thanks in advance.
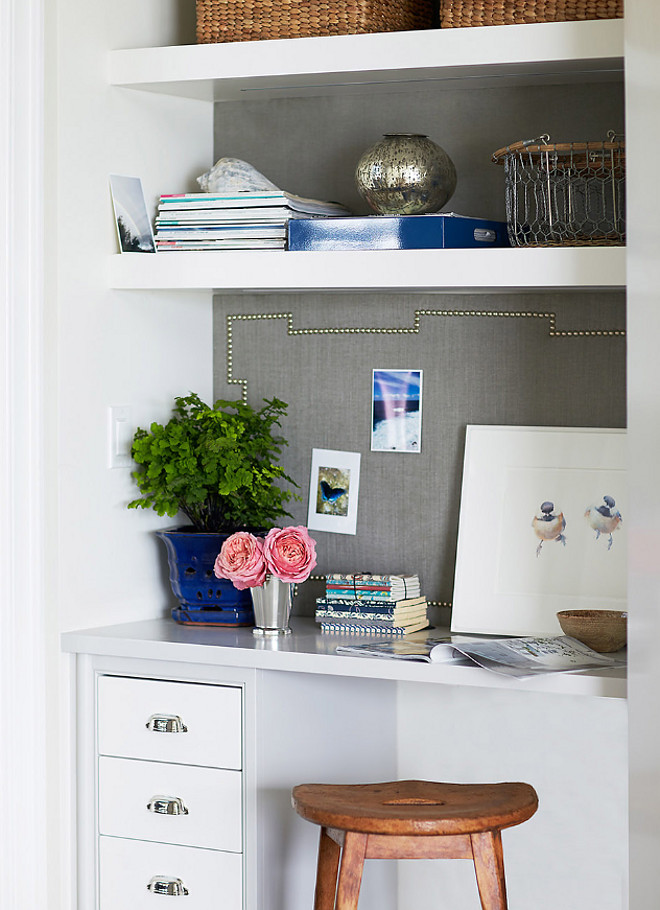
[470,829,508,910]
[335,832,368,910]
[314,827,341,910]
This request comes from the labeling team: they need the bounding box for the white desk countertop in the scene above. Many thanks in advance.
[61,616,626,699]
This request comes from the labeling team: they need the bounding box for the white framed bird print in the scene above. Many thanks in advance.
[451,425,626,636]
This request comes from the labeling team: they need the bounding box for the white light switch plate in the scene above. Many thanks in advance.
[108,405,132,469]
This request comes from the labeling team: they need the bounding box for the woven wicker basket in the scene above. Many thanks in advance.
[196,0,436,43]
[440,0,622,28]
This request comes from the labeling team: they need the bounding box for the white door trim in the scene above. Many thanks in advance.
[0,0,48,906]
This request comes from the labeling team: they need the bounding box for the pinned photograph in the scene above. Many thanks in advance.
[307,449,361,536]
[371,369,423,453]
[109,175,156,253]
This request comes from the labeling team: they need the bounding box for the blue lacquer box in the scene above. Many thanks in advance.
[287,213,510,251]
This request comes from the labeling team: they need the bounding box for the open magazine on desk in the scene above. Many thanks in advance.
[335,631,627,679]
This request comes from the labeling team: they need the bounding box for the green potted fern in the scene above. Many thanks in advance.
[128,392,298,625]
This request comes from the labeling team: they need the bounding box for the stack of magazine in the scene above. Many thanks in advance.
[316,573,429,636]
[154,190,350,251]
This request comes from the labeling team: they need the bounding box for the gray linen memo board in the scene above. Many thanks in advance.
[212,291,625,623]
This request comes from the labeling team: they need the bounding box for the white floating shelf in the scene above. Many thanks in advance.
[110,246,626,292]
[108,19,623,102]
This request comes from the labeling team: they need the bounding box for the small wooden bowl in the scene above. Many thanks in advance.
[556,609,627,653]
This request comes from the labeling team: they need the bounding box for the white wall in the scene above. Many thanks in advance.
[53,0,213,633]
[625,4,660,906]
[1,1,48,907]
[49,2,214,906]
[397,684,627,910]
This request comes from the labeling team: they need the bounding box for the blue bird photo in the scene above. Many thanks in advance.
[585,495,622,551]
[532,500,567,557]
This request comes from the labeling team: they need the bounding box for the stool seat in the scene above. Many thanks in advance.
[292,779,538,910]
[292,779,538,837]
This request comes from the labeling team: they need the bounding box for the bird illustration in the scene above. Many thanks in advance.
[532,501,566,557]
[585,495,622,551]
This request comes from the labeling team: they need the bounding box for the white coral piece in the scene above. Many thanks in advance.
[197,158,280,193]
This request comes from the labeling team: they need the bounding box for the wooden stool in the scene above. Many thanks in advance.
[291,779,538,910]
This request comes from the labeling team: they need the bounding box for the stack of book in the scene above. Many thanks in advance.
[154,190,351,251]
[316,573,429,636]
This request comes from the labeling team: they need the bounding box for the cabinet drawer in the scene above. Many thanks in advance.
[99,756,242,852]
[99,835,242,910]
[97,675,242,769]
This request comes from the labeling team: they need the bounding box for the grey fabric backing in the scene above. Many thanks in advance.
[213,292,625,622]
[209,82,624,221]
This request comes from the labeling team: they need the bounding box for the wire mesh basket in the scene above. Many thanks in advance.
[491,132,625,247]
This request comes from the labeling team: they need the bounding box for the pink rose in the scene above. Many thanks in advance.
[214,532,266,589]
[263,526,317,583]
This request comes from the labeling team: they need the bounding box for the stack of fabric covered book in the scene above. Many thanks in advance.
[316,573,429,636]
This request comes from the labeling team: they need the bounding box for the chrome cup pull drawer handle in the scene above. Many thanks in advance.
[147,876,189,897]
[147,795,189,816]
[145,714,188,734]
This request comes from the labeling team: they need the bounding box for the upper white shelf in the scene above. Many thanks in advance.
[110,246,625,292]
[108,19,624,102]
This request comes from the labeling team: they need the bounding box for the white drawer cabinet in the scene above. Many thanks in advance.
[99,756,242,851]
[63,637,401,910]
[98,675,242,769]
[99,835,243,910]
[96,674,244,910]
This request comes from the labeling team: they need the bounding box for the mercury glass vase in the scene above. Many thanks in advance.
[250,575,293,636]
[355,133,457,215]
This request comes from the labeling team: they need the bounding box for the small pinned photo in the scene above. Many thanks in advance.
[371,369,423,453]
[109,175,156,253]
[307,448,361,536]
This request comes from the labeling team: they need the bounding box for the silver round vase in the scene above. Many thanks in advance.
[250,575,293,636]
[355,133,457,215]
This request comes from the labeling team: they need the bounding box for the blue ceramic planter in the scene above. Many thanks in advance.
[157,528,254,626]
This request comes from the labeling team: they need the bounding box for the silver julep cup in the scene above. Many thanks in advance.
[250,575,293,636]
